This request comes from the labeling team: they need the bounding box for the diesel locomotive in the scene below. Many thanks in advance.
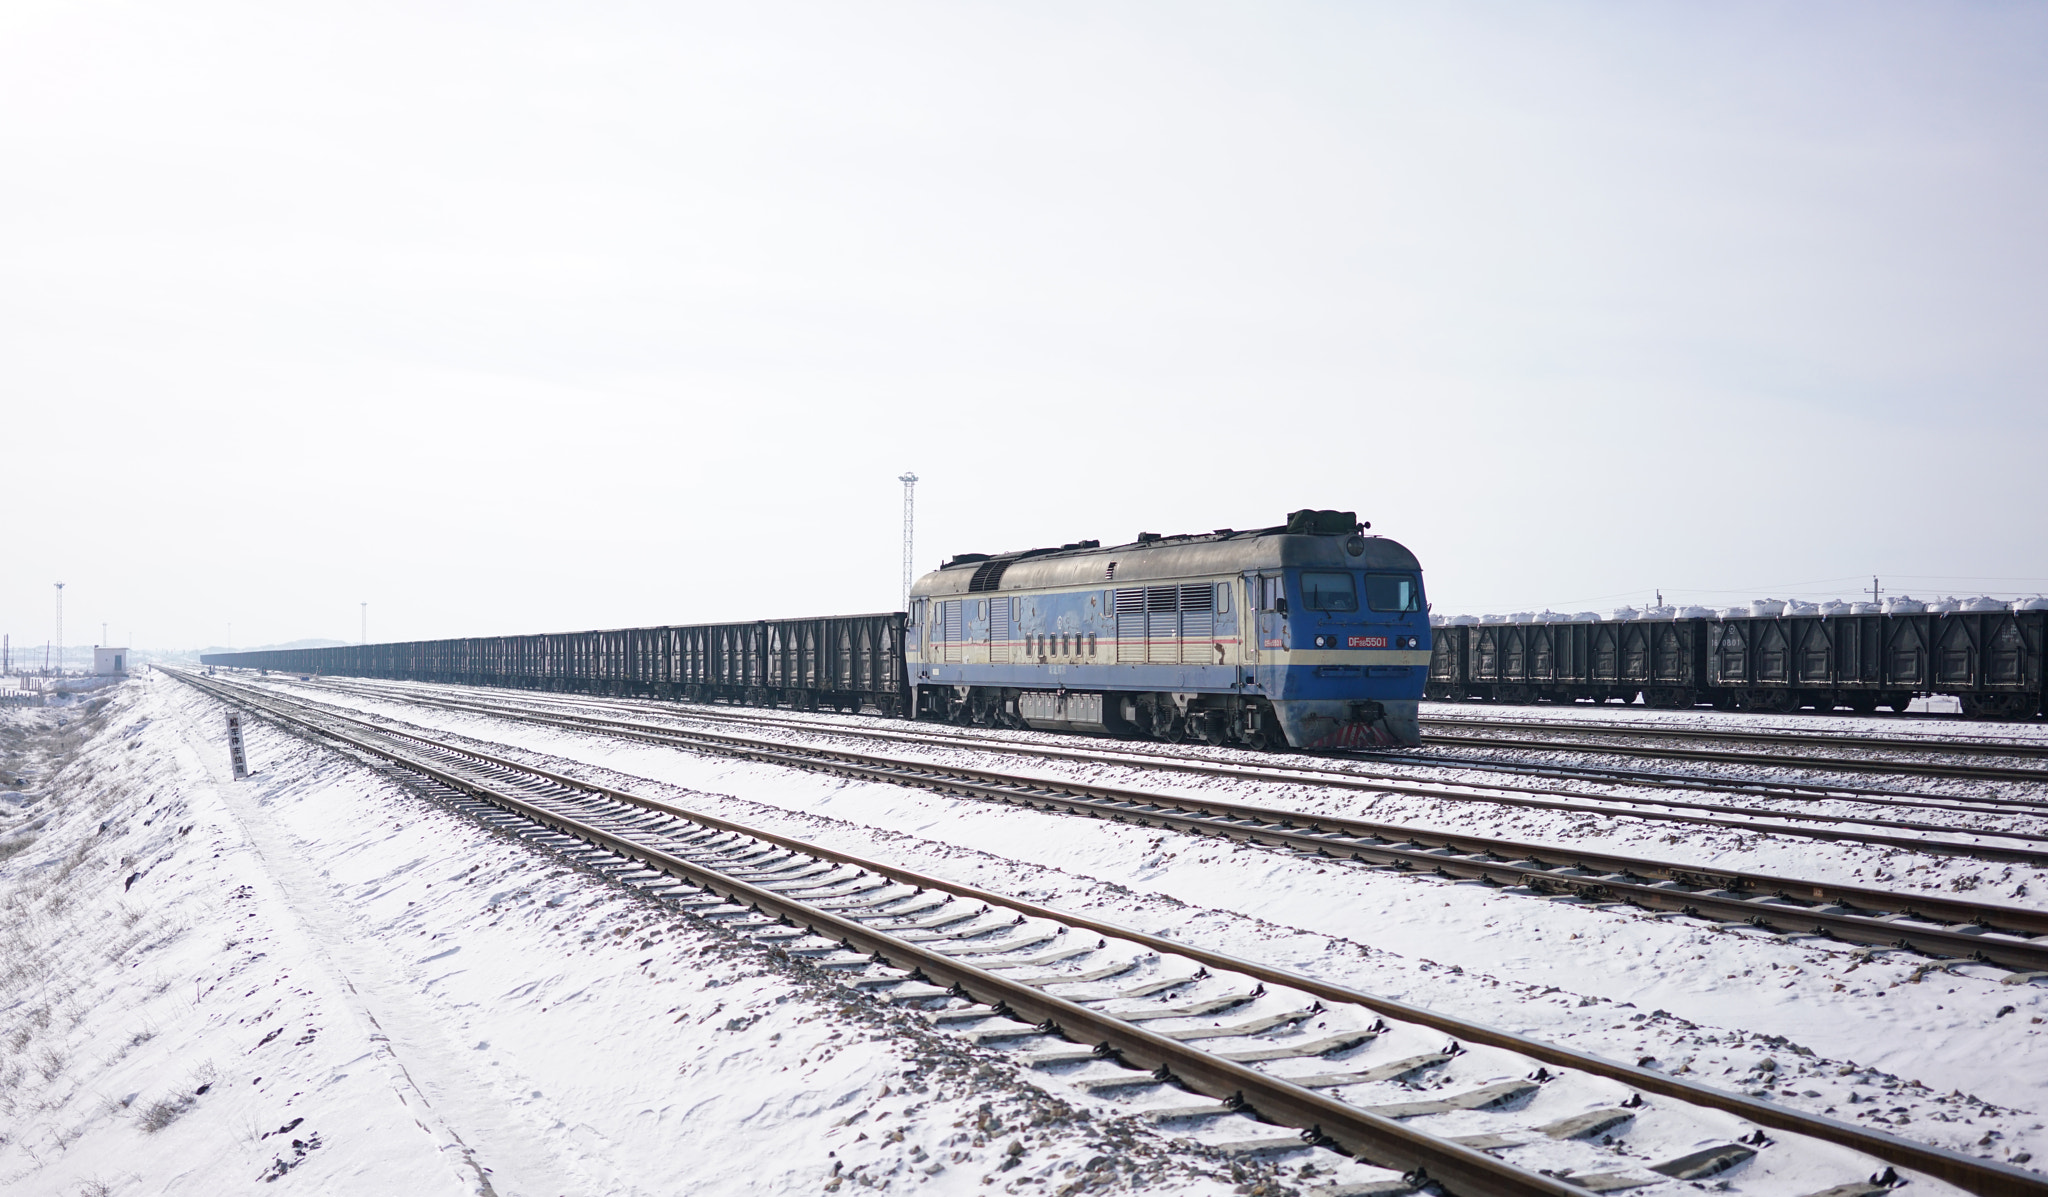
[908,509,1430,748]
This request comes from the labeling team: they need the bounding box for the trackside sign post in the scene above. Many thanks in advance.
[225,713,249,779]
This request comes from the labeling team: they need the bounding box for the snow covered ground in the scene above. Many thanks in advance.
[215,676,2048,1178]
[5,672,2043,1193]
[1,677,1318,1196]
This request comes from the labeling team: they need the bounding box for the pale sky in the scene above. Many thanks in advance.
[4,1,2045,654]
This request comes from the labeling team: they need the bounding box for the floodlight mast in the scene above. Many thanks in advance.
[53,583,63,676]
[898,472,918,613]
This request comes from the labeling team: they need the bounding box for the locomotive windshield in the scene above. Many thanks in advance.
[1299,571,1359,612]
[1366,573,1420,612]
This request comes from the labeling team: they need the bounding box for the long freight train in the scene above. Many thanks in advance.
[200,509,1436,747]
[1424,607,2046,719]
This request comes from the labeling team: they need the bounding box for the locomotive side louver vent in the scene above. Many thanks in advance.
[989,596,1012,663]
[1115,588,1146,662]
[942,600,964,663]
[1104,561,1117,580]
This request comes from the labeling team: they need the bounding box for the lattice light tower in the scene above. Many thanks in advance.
[53,582,64,676]
[898,472,918,612]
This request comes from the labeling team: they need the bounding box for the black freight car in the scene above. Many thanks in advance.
[1426,610,2046,718]
[202,613,909,714]
[1426,619,1706,709]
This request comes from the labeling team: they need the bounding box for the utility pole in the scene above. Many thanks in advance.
[898,472,919,612]
[1871,576,1881,606]
[53,583,63,675]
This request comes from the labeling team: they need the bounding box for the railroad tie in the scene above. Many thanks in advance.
[1208,1031,1380,1063]
[1359,1079,1538,1120]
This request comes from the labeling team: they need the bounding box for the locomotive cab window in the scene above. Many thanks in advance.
[1299,571,1358,612]
[1366,573,1421,613]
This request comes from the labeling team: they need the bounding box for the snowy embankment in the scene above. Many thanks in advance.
[0,677,1269,1196]
[253,678,2048,1174]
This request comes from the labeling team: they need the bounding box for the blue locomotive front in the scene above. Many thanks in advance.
[906,509,1429,748]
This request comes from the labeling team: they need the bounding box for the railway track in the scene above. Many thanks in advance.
[271,675,2048,860]
[1417,716,2048,785]
[274,675,2048,820]
[168,667,2047,1197]
[316,677,2048,815]
[1422,714,2048,761]
[1368,749,2048,815]
[238,673,2048,970]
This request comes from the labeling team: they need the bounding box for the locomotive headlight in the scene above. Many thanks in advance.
[1400,635,1420,649]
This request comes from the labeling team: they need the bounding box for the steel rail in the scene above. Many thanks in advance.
[307,676,2048,819]
[170,670,1579,1196]
[276,676,2048,862]
[1421,714,2048,761]
[300,674,2048,819]
[236,673,2048,967]
[169,669,2048,1197]
[1419,727,2048,785]
[1368,749,2048,813]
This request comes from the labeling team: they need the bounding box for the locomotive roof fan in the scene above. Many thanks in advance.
[1284,508,1372,557]
[1284,509,1366,535]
